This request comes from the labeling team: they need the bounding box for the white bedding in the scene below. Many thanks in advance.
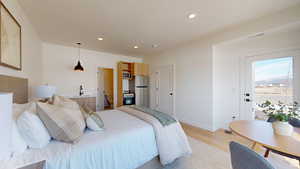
[118,106,192,165]
[3,110,158,169]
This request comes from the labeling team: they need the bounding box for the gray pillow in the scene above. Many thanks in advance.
[81,105,104,131]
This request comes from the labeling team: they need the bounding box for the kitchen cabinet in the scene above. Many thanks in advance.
[117,62,134,106]
[117,62,149,107]
[134,63,149,76]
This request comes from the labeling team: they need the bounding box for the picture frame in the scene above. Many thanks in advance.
[0,1,22,70]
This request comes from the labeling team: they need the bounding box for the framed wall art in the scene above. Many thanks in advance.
[0,1,21,70]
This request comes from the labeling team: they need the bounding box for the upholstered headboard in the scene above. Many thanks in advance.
[0,75,28,103]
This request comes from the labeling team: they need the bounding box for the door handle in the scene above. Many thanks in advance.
[244,93,250,97]
[244,98,251,102]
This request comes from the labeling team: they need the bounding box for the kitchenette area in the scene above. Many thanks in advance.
[117,62,149,107]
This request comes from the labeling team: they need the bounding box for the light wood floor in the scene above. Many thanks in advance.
[181,122,299,168]
[181,122,253,153]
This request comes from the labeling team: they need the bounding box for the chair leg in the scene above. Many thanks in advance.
[264,149,270,158]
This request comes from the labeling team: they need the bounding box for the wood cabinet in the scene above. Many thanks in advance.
[134,63,149,76]
[117,62,134,106]
[117,62,124,107]
[71,97,96,111]
[117,62,149,107]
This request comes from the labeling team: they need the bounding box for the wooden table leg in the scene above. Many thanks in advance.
[264,149,270,158]
[251,142,257,150]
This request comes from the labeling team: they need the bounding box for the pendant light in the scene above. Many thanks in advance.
[74,42,84,72]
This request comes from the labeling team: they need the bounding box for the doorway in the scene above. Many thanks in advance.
[97,68,114,110]
[241,55,295,121]
[150,65,175,115]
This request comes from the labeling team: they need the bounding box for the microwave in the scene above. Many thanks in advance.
[122,72,131,79]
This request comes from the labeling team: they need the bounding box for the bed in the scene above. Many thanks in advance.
[0,75,191,169]
[5,110,158,169]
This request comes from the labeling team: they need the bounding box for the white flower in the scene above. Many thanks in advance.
[274,104,281,110]
[283,106,289,114]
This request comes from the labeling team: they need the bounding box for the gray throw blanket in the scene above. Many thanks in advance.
[130,105,176,126]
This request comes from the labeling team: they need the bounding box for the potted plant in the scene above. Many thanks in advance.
[259,101,299,136]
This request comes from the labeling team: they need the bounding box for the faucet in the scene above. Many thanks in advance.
[79,85,84,96]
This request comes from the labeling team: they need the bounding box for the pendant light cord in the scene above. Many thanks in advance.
[76,42,81,61]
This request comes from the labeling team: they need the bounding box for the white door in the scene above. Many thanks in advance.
[240,57,255,120]
[240,50,299,120]
[150,65,174,115]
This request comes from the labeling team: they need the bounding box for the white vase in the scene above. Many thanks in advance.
[272,121,293,136]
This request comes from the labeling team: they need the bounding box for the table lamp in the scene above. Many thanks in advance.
[0,93,13,161]
[36,85,56,102]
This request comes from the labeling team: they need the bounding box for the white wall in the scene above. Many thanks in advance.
[213,27,300,130]
[0,0,42,99]
[146,42,214,130]
[212,45,240,130]
[145,5,300,131]
[41,43,142,107]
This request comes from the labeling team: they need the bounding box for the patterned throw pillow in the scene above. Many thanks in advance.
[81,105,104,131]
[36,102,85,143]
[52,95,86,129]
[52,95,80,110]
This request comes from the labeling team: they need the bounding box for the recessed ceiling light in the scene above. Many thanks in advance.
[188,13,197,19]
[134,45,139,49]
[248,32,265,39]
[152,44,159,48]
[97,37,104,41]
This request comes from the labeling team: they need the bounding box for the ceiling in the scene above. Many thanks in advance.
[18,0,300,57]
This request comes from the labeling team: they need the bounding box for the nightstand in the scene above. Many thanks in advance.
[18,160,45,169]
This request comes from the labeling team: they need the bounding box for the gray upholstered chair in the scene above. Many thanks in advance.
[229,141,275,169]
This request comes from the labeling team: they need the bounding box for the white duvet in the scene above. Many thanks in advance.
[3,110,158,169]
[118,106,192,165]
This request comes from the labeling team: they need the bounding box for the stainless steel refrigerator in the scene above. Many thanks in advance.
[135,75,149,107]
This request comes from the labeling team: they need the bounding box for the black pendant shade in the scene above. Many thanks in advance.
[74,42,84,72]
[74,61,84,72]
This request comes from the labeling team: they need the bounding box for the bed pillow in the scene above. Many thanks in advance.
[80,104,94,119]
[36,102,84,143]
[11,121,28,155]
[86,113,105,131]
[13,103,30,120]
[52,95,80,110]
[52,95,86,128]
[80,105,104,131]
[17,103,51,149]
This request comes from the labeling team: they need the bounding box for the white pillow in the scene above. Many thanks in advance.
[11,121,27,155]
[17,110,51,149]
[12,103,30,120]
[86,113,105,131]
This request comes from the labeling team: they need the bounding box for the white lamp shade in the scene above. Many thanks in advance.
[36,85,56,99]
[0,93,12,160]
